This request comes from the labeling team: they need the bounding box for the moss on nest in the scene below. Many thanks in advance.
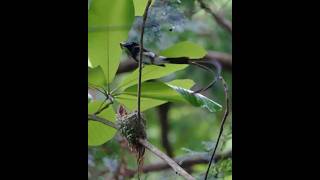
[117,111,147,149]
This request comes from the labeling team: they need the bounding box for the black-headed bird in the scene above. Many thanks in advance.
[120,41,201,67]
[120,41,221,93]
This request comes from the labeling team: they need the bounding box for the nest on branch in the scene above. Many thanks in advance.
[117,110,147,166]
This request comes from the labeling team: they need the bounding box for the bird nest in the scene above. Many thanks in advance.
[117,111,147,151]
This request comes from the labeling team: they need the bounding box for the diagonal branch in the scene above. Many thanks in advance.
[88,114,117,129]
[139,139,195,180]
[88,114,195,180]
[197,0,232,33]
[123,150,232,177]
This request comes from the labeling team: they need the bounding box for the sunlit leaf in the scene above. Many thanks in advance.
[122,82,186,103]
[167,79,195,89]
[121,79,195,103]
[116,64,188,91]
[115,94,166,112]
[88,101,117,146]
[88,66,106,87]
[118,79,221,112]
[88,0,134,85]
[159,41,207,59]
[168,84,222,112]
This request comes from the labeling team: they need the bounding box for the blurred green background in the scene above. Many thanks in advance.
[88,0,232,179]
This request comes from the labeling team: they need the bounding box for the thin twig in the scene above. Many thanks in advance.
[204,75,230,180]
[197,0,232,33]
[137,0,152,121]
[88,114,196,180]
[136,1,153,179]
[139,139,196,180]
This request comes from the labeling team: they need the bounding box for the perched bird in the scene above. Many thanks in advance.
[120,41,167,66]
[120,41,221,93]
[120,41,203,67]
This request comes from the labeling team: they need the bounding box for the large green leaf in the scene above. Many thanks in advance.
[88,101,117,146]
[159,41,207,59]
[166,79,195,89]
[115,95,166,112]
[115,64,188,91]
[117,79,220,112]
[115,79,192,112]
[88,66,106,87]
[168,84,222,112]
[121,79,195,103]
[88,0,134,86]
[122,82,187,103]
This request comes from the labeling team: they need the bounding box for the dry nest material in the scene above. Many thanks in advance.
[117,109,147,166]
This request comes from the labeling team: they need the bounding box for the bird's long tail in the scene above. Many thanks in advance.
[164,57,222,93]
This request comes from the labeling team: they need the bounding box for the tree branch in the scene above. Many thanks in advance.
[123,150,232,177]
[206,51,232,70]
[88,114,195,180]
[88,114,117,129]
[157,103,174,157]
[139,139,195,180]
[197,0,232,33]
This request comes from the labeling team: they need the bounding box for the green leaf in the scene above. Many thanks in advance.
[167,79,195,89]
[88,66,106,87]
[122,81,188,103]
[167,84,222,112]
[116,64,188,91]
[88,93,92,103]
[159,41,207,59]
[121,79,195,103]
[224,175,232,180]
[117,79,221,112]
[115,95,166,112]
[115,79,194,112]
[88,101,117,146]
[118,79,221,112]
[88,0,134,85]
[133,0,154,16]
[88,59,93,67]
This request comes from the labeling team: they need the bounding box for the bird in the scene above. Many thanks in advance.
[120,41,221,93]
[120,41,167,67]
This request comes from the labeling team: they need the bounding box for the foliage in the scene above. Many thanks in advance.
[88,0,232,179]
[88,0,222,145]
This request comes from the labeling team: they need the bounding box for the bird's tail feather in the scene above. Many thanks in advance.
[164,57,222,93]
[163,57,198,64]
